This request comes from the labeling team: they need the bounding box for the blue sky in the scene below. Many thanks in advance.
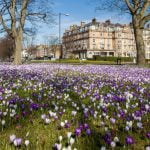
[35,0,131,44]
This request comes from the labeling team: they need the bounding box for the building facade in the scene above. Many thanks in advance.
[30,44,62,59]
[62,19,150,59]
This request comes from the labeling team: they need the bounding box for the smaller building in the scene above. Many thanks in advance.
[29,44,62,60]
[21,49,29,59]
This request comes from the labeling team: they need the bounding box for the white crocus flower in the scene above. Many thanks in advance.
[1,120,5,126]
[59,136,63,142]
[41,114,46,120]
[25,140,30,146]
[70,137,75,145]
[111,141,116,148]
[101,146,106,150]
[114,137,119,142]
[60,122,65,127]
[45,118,51,124]
[67,132,72,139]
[9,134,16,143]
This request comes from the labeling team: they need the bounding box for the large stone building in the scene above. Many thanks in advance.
[62,19,150,59]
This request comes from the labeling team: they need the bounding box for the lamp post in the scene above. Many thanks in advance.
[58,13,69,61]
[59,13,69,45]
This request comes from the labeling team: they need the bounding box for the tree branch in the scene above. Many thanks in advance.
[140,0,150,17]
[27,12,47,19]
[124,0,135,14]
[18,0,29,32]
[140,14,150,27]
[0,13,11,35]
[9,0,17,37]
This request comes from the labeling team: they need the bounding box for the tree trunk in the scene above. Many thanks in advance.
[133,22,146,65]
[13,34,22,65]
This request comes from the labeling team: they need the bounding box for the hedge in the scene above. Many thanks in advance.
[88,56,134,62]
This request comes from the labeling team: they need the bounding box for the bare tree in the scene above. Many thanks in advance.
[45,35,59,57]
[0,34,14,61]
[23,35,35,56]
[96,0,150,65]
[0,0,54,65]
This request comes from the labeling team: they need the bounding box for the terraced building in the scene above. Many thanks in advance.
[62,18,150,59]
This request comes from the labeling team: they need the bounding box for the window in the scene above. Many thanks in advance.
[118,45,121,49]
[100,43,104,49]
[118,34,121,37]
[101,52,107,56]
[90,25,96,30]
[94,52,100,55]
[109,52,114,56]
[93,44,96,49]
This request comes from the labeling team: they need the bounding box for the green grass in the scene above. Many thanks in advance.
[30,59,119,65]
[29,59,150,67]
[0,89,149,150]
[0,67,149,150]
[0,108,148,150]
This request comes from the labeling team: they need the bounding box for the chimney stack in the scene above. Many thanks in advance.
[92,18,97,24]
[105,20,111,25]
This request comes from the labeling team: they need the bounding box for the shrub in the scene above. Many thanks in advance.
[89,56,134,62]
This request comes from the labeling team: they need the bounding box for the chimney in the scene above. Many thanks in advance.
[105,20,111,25]
[92,18,97,24]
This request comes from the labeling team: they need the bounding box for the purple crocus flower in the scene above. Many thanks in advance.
[86,129,91,135]
[134,110,142,117]
[84,112,88,118]
[110,118,116,124]
[0,111,2,117]
[22,111,27,117]
[79,125,84,130]
[21,104,25,110]
[125,136,134,145]
[14,138,22,146]
[119,110,125,118]
[96,95,100,100]
[30,103,39,110]
[104,132,112,144]
[146,132,150,139]
[65,122,71,128]
[54,116,58,120]
[0,86,3,92]
[90,110,94,115]
[102,107,107,113]
[0,96,3,100]
[59,112,63,116]
[83,123,89,129]
[75,128,81,136]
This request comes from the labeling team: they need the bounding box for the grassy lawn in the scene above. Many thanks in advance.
[30,59,118,65]
[0,64,149,150]
[29,59,150,68]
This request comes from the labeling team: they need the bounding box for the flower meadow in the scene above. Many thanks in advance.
[0,64,150,150]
